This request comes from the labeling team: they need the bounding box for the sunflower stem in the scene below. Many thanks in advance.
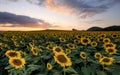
[63,66,66,75]
[23,67,27,75]
[102,65,105,72]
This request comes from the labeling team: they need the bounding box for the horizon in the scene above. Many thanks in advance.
[0,0,120,31]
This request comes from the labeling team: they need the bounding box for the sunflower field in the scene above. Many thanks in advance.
[0,30,120,75]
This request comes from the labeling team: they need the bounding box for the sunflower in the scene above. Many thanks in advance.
[76,35,82,39]
[105,48,117,55]
[74,39,80,44]
[99,57,114,65]
[54,52,72,67]
[99,34,106,38]
[103,38,111,43]
[80,52,86,59]
[47,63,53,70]
[91,42,98,47]
[112,34,118,38]
[59,38,66,42]
[103,42,116,49]
[94,52,102,59]
[46,45,53,50]
[29,42,34,47]
[9,57,25,69]
[31,47,38,56]
[80,37,91,45]
[5,50,21,58]
[67,43,75,49]
[65,49,71,55]
[52,46,64,54]
[97,38,103,42]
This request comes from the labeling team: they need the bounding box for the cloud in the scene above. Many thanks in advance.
[86,20,107,24]
[27,0,120,18]
[5,0,120,18]
[0,12,52,28]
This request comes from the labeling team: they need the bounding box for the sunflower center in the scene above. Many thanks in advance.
[92,43,96,45]
[9,52,17,57]
[99,39,103,41]
[101,35,105,37]
[108,49,114,52]
[103,58,110,62]
[33,49,37,53]
[105,40,109,42]
[47,64,50,68]
[113,35,117,37]
[55,48,61,52]
[61,39,64,41]
[13,59,22,66]
[83,39,88,43]
[75,40,78,43]
[57,55,67,63]
[49,47,52,49]
[69,44,73,48]
[106,44,113,47]
[82,54,86,57]
[78,36,81,38]
[96,54,100,57]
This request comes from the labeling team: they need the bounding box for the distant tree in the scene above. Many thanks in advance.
[72,28,77,31]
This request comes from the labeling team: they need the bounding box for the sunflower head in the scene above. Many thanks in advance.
[47,63,53,70]
[105,48,117,55]
[80,52,86,59]
[99,57,114,65]
[59,38,66,42]
[9,57,25,69]
[94,52,102,59]
[29,42,34,47]
[46,45,53,50]
[76,35,81,39]
[91,42,98,47]
[65,49,71,55]
[103,38,111,43]
[5,50,21,58]
[97,38,103,42]
[31,47,38,56]
[112,34,118,38]
[81,37,91,45]
[54,53,72,67]
[103,43,116,49]
[67,43,75,49]
[52,46,64,54]
[74,39,80,44]
[99,34,106,38]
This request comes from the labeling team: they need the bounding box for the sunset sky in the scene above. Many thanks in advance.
[0,0,120,31]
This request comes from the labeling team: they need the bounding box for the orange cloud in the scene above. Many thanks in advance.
[45,0,54,4]
[0,27,44,31]
[44,0,75,15]
[16,24,49,28]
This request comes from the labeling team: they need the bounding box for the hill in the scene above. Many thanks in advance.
[87,25,120,31]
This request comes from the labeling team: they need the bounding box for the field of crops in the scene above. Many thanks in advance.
[0,30,120,75]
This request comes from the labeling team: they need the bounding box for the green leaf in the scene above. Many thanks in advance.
[96,70,107,75]
[53,71,60,75]
[27,65,41,75]
[81,67,90,75]
[111,65,120,75]
[5,65,13,70]
[65,67,78,74]
[74,59,82,64]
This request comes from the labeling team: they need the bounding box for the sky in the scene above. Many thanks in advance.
[0,0,120,31]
